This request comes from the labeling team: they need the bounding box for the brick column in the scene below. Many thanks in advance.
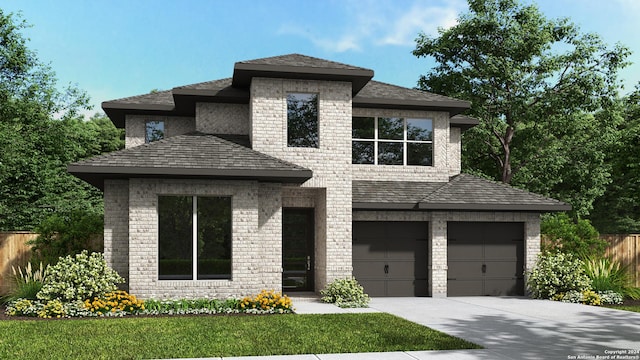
[429,212,448,297]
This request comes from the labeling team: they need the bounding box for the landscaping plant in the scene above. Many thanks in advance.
[582,255,640,300]
[1,262,48,304]
[239,290,293,313]
[527,251,591,299]
[37,251,124,302]
[321,277,370,308]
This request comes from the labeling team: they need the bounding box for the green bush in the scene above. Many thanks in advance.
[30,209,103,265]
[37,251,124,302]
[583,256,640,300]
[527,252,591,299]
[320,277,370,308]
[1,262,48,304]
[541,213,606,257]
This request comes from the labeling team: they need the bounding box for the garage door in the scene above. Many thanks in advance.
[353,222,428,297]
[448,222,524,296]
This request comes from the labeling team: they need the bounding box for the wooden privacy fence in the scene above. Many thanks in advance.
[601,234,640,287]
[0,232,38,295]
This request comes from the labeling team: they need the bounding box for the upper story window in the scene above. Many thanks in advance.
[352,117,433,166]
[287,93,318,148]
[145,120,165,143]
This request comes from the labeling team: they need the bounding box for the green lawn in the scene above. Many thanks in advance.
[0,313,480,359]
[606,305,640,313]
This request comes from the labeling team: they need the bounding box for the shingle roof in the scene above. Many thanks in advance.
[237,54,372,71]
[353,174,571,212]
[68,132,312,189]
[353,80,470,114]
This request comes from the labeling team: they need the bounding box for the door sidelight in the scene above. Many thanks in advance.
[307,256,311,271]
[384,264,389,274]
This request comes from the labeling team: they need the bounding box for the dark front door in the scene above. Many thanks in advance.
[283,208,314,291]
[353,221,429,296]
[448,222,525,296]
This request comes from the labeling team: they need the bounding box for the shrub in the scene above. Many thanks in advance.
[2,262,48,304]
[143,298,240,315]
[320,277,370,308]
[30,209,103,265]
[5,299,92,318]
[239,290,293,313]
[527,252,591,299]
[582,255,640,300]
[598,290,624,305]
[37,251,124,302]
[541,213,606,257]
[84,290,144,315]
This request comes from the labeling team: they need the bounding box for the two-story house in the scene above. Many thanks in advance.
[69,54,570,299]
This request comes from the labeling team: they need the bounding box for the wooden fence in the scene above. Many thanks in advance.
[602,234,640,287]
[0,232,38,295]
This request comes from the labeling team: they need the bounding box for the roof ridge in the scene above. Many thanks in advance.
[103,89,173,104]
[364,80,470,103]
[420,175,461,202]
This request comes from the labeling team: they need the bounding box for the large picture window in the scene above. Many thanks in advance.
[352,117,433,166]
[158,196,232,280]
[287,93,319,148]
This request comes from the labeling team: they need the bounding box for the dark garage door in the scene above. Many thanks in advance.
[448,222,524,296]
[353,222,428,297]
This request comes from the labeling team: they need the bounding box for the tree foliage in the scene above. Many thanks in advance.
[589,85,640,233]
[541,213,606,258]
[413,0,630,215]
[0,10,124,230]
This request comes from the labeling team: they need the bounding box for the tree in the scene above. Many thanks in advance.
[589,85,640,233]
[0,10,123,230]
[413,0,630,215]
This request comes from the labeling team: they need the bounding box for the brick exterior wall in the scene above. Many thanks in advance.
[250,78,353,291]
[125,115,195,148]
[196,103,250,135]
[448,127,461,177]
[126,179,281,299]
[103,180,130,287]
[353,210,541,297]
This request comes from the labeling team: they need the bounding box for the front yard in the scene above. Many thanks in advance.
[0,313,481,359]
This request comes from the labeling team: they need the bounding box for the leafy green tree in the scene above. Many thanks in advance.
[0,10,123,230]
[541,213,606,257]
[589,85,640,233]
[413,0,630,215]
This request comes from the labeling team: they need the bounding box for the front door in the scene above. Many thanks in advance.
[283,208,314,291]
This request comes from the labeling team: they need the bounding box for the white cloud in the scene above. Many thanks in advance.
[278,0,466,52]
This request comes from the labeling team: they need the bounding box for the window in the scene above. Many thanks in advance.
[145,120,164,143]
[352,117,433,166]
[287,93,318,148]
[158,196,232,280]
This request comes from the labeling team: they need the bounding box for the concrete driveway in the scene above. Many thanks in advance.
[369,297,640,359]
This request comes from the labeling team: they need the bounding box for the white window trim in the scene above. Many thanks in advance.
[352,117,433,166]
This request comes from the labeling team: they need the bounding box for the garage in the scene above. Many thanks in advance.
[447,222,524,296]
[353,221,428,296]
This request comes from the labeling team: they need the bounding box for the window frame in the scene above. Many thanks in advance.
[145,120,165,143]
[286,92,319,148]
[157,195,232,281]
[352,117,433,166]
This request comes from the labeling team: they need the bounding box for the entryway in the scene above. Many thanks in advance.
[282,208,315,291]
[352,221,428,296]
[447,222,524,296]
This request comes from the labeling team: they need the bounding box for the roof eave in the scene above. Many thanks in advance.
[417,202,572,212]
[102,102,177,128]
[68,165,312,190]
[352,202,420,210]
[232,63,374,95]
[353,97,470,116]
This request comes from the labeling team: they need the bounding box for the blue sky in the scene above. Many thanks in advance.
[3,0,640,118]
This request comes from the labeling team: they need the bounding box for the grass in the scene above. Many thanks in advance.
[606,305,640,313]
[0,313,480,359]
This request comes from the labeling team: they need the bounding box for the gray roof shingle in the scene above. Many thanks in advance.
[237,53,373,72]
[68,132,312,189]
[353,174,571,212]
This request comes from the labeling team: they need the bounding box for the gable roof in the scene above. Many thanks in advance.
[353,174,571,212]
[102,54,472,127]
[68,132,312,189]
